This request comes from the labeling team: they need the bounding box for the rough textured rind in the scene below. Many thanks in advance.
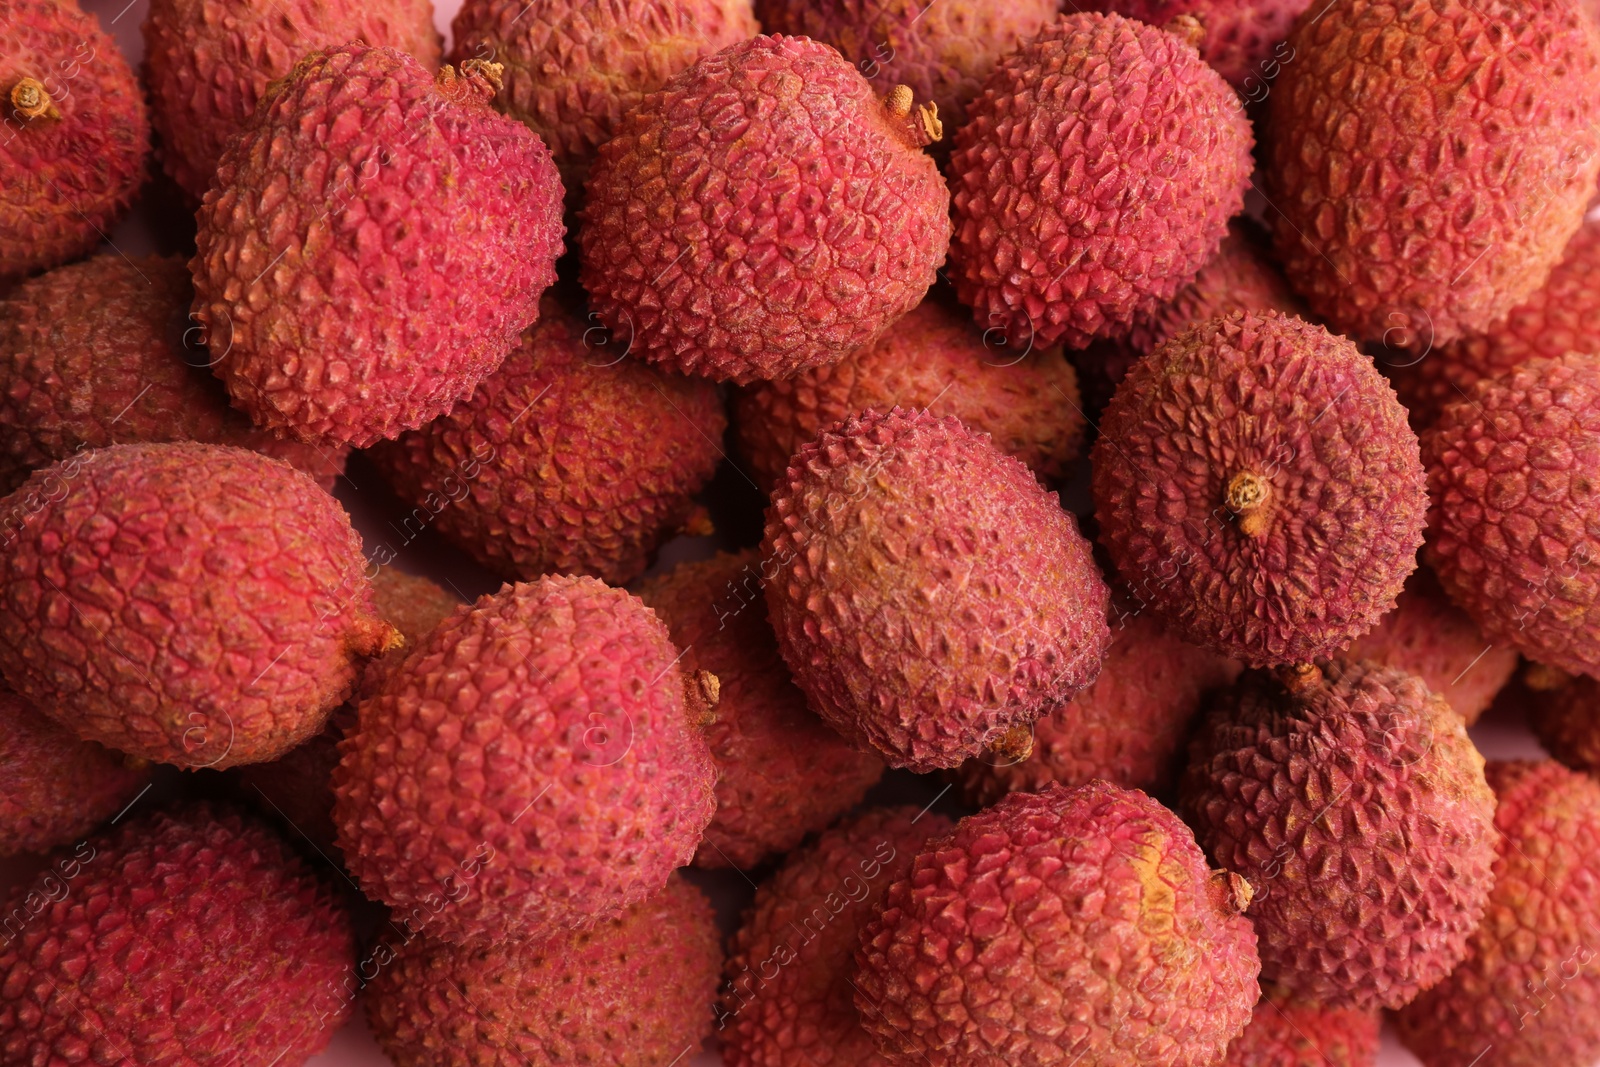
[634,550,883,869]
[1529,673,1600,775]
[1,0,149,284]
[719,806,955,1067]
[1182,661,1498,1010]
[143,0,442,198]
[1093,310,1428,668]
[366,874,721,1067]
[1391,212,1600,430]
[855,782,1261,1066]
[763,407,1112,772]
[0,686,149,856]
[1395,760,1600,1067]
[367,298,726,586]
[1345,568,1518,725]
[0,443,395,769]
[1076,0,1310,87]
[0,804,355,1066]
[733,298,1085,495]
[1424,352,1600,679]
[955,609,1240,807]
[333,575,717,943]
[1220,984,1380,1066]
[1262,0,1600,347]
[948,12,1253,350]
[580,34,951,383]
[0,254,350,495]
[191,43,565,447]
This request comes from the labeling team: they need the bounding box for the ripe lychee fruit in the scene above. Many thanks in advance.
[1262,0,1600,347]
[635,550,883,869]
[1075,0,1310,89]
[1529,673,1600,776]
[366,874,721,1067]
[1220,984,1380,1066]
[580,34,951,383]
[1394,760,1600,1067]
[855,781,1261,1066]
[0,804,354,1066]
[143,0,442,198]
[948,12,1253,350]
[719,805,955,1067]
[1424,351,1600,679]
[191,44,565,447]
[0,443,397,769]
[1182,661,1498,1010]
[1,0,149,284]
[333,575,716,943]
[733,298,1085,495]
[1093,310,1428,668]
[763,407,1112,772]
[367,297,726,587]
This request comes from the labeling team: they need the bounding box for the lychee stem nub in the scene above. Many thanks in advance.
[10,77,60,121]
[1225,470,1271,537]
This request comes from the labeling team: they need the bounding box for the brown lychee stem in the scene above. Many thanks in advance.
[1164,13,1207,50]
[1212,870,1254,914]
[1523,662,1573,691]
[434,60,503,106]
[685,669,720,728]
[1277,662,1323,697]
[1224,470,1271,538]
[989,723,1035,764]
[10,78,60,122]
[883,85,943,147]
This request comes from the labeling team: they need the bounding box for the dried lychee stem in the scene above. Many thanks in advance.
[884,85,943,146]
[1211,870,1254,914]
[686,668,721,727]
[990,723,1035,763]
[1225,470,1271,536]
[434,60,504,106]
[1277,662,1323,696]
[1164,13,1207,50]
[10,77,61,121]
[1523,661,1573,691]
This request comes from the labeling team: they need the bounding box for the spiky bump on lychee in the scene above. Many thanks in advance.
[1093,310,1427,668]
[855,781,1261,1066]
[580,34,951,383]
[1182,661,1498,1010]
[333,575,716,943]
[191,44,565,447]
[763,407,1112,772]
[1220,983,1380,1066]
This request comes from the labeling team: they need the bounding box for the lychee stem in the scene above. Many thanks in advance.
[685,668,721,728]
[1211,870,1254,914]
[1164,13,1207,51]
[434,60,504,107]
[989,723,1035,764]
[883,85,943,147]
[1277,662,1323,696]
[10,78,60,122]
[1224,470,1271,537]
[1523,662,1573,691]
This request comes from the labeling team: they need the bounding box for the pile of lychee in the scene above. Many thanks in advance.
[4,0,1600,1065]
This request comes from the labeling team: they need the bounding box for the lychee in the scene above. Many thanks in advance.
[1529,673,1600,776]
[1220,983,1380,1066]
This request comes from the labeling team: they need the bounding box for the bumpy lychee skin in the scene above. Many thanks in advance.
[1425,352,1600,679]
[0,255,349,495]
[855,782,1261,1066]
[1093,311,1428,668]
[0,443,396,769]
[752,0,1059,134]
[763,407,1112,772]
[1,686,149,856]
[580,34,951,384]
[1395,761,1600,1067]
[449,0,757,194]
[720,806,955,1067]
[333,575,716,944]
[143,0,441,198]
[1529,673,1600,776]
[367,298,725,586]
[955,610,1240,807]
[635,550,883,869]
[367,874,720,1067]
[1220,984,1380,1067]
[1077,0,1309,88]
[1263,0,1600,348]
[0,804,355,1067]
[1182,662,1498,1010]
[948,12,1253,350]
[1,0,149,284]
[1346,569,1518,725]
[733,298,1085,495]
[192,44,565,448]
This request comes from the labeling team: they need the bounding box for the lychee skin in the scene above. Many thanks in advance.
[1,0,149,284]
[855,782,1261,1067]
[333,575,716,944]
[1093,310,1428,669]
[1263,0,1600,347]
[948,12,1253,350]
[192,44,565,448]
[1220,984,1380,1066]
[1395,761,1600,1067]
[634,550,884,870]
[367,298,726,587]
[143,0,442,198]
[763,408,1112,772]
[720,806,955,1067]
[1076,0,1310,88]
[1424,352,1600,679]
[580,34,951,384]
[366,874,721,1067]
[733,298,1085,496]
[0,804,355,1067]
[1529,674,1600,777]
[0,443,396,769]
[1,686,150,856]
[1182,662,1498,1011]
